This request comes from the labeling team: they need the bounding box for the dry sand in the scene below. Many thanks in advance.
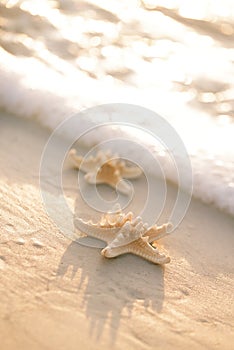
[0,112,233,350]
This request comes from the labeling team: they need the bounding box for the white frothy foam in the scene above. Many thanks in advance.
[0,0,233,216]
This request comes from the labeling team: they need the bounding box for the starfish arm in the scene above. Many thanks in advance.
[84,172,103,184]
[69,150,98,173]
[115,180,132,195]
[104,211,133,226]
[74,217,119,244]
[89,165,132,195]
[84,173,123,188]
[121,166,142,179]
[84,172,131,195]
[144,223,172,242]
[69,149,83,169]
[87,163,120,187]
[80,158,101,173]
[102,237,170,264]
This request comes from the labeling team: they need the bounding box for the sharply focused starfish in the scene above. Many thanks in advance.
[69,149,142,195]
[74,206,171,265]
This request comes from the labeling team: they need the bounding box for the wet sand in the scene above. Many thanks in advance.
[0,112,233,350]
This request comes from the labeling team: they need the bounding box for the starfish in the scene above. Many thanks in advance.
[69,149,142,195]
[74,206,171,265]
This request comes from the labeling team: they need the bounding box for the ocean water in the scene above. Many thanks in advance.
[0,0,234,215]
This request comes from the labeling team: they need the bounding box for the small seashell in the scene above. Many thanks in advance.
[32,239,44,248]
[15,238,25,245]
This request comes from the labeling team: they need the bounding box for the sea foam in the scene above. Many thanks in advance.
[0,39,233,216]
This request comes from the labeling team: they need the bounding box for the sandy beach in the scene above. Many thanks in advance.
[0,111,233,350]
[1,0,234,348]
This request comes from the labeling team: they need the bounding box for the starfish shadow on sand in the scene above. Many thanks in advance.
[56,241,165,344]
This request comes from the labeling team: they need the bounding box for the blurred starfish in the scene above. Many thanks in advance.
[69,149,142,195]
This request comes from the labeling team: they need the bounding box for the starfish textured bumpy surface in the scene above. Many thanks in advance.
[74,206,171,265]
[69,149,142,195]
